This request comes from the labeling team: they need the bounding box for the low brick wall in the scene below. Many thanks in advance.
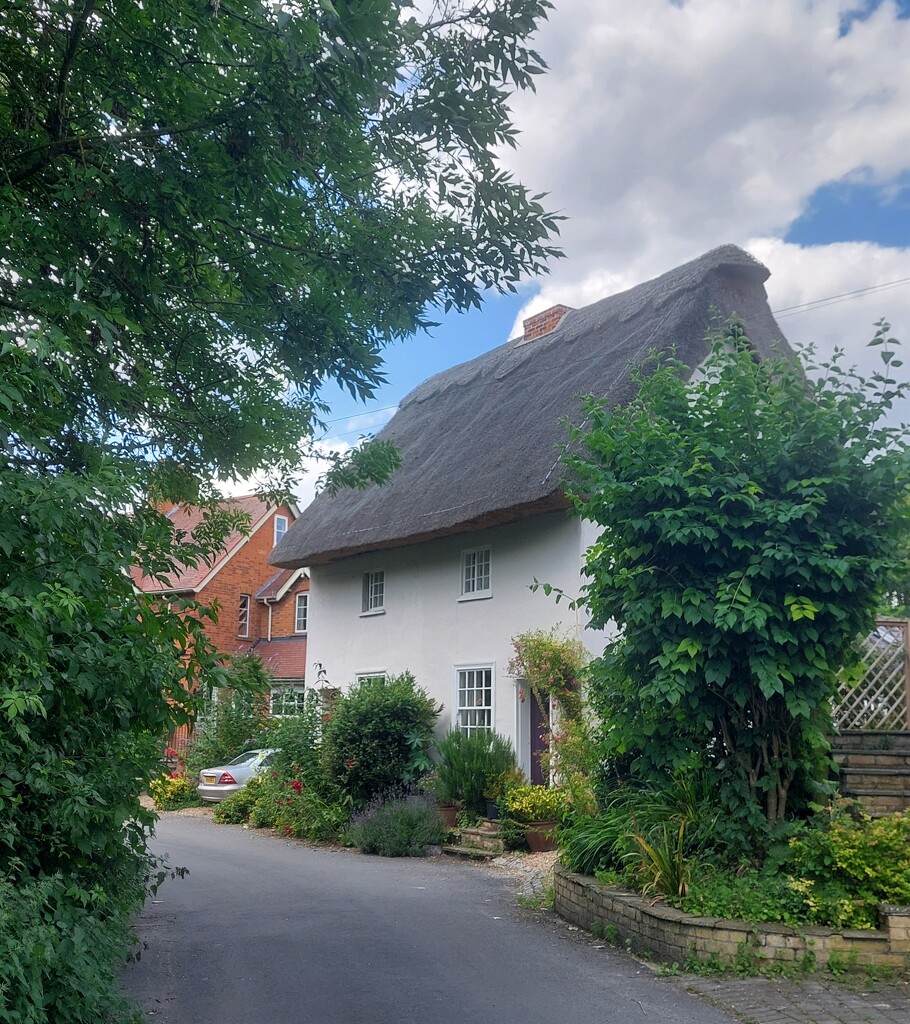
[554,867,910,972]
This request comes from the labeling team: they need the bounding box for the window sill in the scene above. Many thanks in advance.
[359,608,386,618]
[458,591,492,603]
[293,630,308,636]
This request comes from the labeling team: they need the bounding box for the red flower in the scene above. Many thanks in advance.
[168,771,182,779]
[165,747,178,758]
[290,779,303,794]
[322,713,333,721]
[345,759,356,768]
[272,772,278,777]
[284,826,293,837]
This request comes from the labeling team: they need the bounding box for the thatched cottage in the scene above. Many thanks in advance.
[270,245,790,778]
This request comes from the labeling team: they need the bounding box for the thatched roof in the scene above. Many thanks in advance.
[271,245,790,568]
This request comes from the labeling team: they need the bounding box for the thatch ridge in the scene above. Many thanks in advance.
[271,245,788,568]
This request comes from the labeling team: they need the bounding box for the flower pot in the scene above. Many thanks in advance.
[485,800,500,820]
[524,820,557,853]
[437,803,459,829]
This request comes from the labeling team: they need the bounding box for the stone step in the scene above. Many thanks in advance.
[457,826,505,854]
[835,749,910,765]
[831,730,910,753]
[441,844,500,862]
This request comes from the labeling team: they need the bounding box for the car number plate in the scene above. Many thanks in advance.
[203,775,216,784]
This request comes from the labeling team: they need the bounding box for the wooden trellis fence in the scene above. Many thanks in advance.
[833,618,910,732]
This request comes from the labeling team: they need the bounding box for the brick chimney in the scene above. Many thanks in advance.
[521,304,572,342]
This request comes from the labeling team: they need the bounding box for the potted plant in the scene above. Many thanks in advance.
[504,784,566,852]
[484,766,525,820]
[421,770,461,828]
[432,729,517,821]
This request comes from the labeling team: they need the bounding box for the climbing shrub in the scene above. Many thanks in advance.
[564,318,910,844]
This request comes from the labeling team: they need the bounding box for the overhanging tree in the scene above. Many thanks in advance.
[565,319,910,840]
[0,3,560,1016]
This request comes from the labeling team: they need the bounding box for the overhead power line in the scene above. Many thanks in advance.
[772,276,910,318]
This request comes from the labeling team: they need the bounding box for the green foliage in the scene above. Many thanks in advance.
[0,874,144,1024]
[787,805,910,928]
[631,821,688,899]
[1,2,560,1015]
[347,793,447,857]
[184,662,275,775]
[560,773,730,879]
[323,673,441,806]
[432,729,518,815]
[2,0,560,496]
[212,781,262,825]
[678,866,811,928]
[566,318,910,839]
[504,784,567,822]
[148,774,201,811]
[560,814,630,876]
[508,628,587,709]
[268,689,329,790]
[246,771,350,842]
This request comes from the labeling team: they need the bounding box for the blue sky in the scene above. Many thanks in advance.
[280,0,910,502]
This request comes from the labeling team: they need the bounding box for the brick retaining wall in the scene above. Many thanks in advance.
[554,867,910,972]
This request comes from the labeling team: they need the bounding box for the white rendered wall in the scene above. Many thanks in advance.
[306,510,610,776]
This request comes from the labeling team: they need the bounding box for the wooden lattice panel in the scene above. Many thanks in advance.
[834,620,910,731]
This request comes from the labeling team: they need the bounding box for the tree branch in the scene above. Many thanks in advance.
[46,0,99,141]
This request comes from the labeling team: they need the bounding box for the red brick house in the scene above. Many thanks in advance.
[132,494,310,719]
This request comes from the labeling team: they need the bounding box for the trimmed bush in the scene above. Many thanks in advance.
[348,793,447,857]
[323,673,440,806]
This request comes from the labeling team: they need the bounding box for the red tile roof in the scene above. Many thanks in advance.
[132,494,278,593]
[243,637,308,681]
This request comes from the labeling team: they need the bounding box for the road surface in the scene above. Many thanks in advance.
[122,814,735,1024]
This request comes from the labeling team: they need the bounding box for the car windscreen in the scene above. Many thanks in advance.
[227,751,261,766]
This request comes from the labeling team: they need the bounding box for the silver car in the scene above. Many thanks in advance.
[197,749,277,803]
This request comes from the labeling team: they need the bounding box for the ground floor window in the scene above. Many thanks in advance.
[270,684,307,717]
[456,666,493,733]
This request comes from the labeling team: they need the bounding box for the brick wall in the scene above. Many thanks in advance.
[196,505,295,651]
[553,868,910,972]
[269,577,309,638]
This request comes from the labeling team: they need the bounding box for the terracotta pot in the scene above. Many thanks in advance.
[524,820,557,853]
[437,803,459,829]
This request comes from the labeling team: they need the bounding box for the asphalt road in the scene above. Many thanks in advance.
[122,814,735,1024]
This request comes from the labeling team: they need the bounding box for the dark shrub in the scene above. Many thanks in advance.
[323,672,440,806]
[348,793,447,857]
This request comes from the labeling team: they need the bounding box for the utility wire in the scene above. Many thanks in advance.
[772,276,910,318]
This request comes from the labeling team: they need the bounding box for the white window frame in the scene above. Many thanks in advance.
[269,684,307,717]
[355,671,387,686]
[455,665,494,734]
[361,569,385,615]
[274,514,289,547]
[459,546,492,600]
[238,593,251,637]
[294,592,308,634]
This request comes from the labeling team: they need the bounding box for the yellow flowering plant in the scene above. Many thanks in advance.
[504,784,566,823]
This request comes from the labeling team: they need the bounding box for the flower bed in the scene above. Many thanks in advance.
[554,867,910,973]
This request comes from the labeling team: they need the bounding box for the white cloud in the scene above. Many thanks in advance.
[501,0,910,386]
